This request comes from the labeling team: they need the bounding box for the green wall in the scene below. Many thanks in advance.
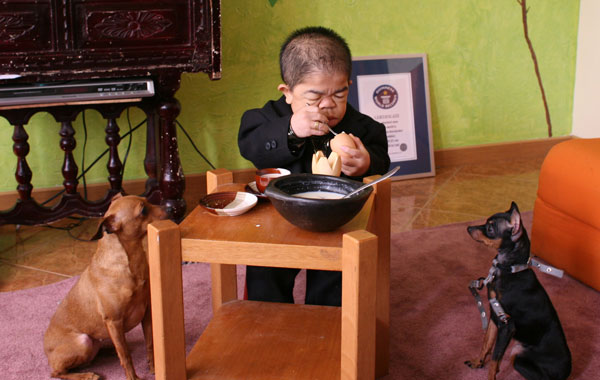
[0,0,580,193]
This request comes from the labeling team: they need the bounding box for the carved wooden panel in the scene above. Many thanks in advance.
[0,0,220,82]
[0,1,52,53]
[73,1,190,49]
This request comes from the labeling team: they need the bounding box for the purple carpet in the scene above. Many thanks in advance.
[1,213,598,379]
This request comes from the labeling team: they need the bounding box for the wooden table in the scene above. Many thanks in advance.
[148,169,391,379]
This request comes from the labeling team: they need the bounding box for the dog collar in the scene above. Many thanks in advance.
[511,257,564,278]
[468,260,498,331]
[469,262,510,329]
[469,257,564,330]
[489,297,510,324]
[509,260,529,274]
[468,280,489,330]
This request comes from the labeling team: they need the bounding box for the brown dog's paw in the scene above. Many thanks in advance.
[52,372,101,380]
[464,358,485,368]
[78,372,101,380]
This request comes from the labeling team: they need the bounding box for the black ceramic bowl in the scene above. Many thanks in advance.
[264,173,373,232]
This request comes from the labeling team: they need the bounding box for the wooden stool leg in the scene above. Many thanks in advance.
[210,263,238,312]
[364,174,392,377]
[148,220,186,380]
[206,168,238,312]
[341,230,377,380]
[373,178,391,377]
[206,168,234,193]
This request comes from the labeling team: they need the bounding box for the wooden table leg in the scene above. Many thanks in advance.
[148,220,187,380]
[206,168,234,193]
[210,263,238,312]
[373,179,391,377]
[206,169,238,312]
[341,230,377,380]
[363,175,392,378]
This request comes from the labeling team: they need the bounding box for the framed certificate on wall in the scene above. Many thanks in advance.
[348,54,435,180]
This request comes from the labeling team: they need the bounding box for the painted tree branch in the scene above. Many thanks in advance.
[518,0,552,137]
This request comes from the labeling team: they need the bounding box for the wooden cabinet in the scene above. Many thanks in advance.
[1,0,220,81]
[0,0,221,224]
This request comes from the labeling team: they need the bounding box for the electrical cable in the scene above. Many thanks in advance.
[176,120,216,170]
[42,216,93,242]
[81,111,88,199]
[121,108,134,176]
[40,117,147,206]
[41,115,216,240]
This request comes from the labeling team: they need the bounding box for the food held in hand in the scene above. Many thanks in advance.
[330,132,356,158]
[312,150,341,177]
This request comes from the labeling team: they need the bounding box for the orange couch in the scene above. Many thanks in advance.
[531,138,600,290]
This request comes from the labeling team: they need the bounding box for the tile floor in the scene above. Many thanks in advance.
[0,156,543,292]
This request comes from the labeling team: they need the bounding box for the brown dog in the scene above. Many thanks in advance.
[44,194,166,380]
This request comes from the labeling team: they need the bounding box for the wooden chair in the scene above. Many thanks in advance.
[148,169,390,379]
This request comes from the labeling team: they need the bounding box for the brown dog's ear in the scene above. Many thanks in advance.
[90,214,119,240]
[91,220,105,241]
[111,193,124,201]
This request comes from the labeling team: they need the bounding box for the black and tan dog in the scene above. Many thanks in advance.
[465,202,571,380]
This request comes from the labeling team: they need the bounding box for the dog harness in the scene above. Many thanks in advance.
[511,257,564,278]
[469,257,564,330]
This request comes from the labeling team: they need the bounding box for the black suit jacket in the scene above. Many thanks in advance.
[238,96,390,179]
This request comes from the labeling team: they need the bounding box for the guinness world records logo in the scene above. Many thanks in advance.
[372,84,398,109]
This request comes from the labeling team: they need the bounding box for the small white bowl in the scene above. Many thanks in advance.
[199,191,258,216]
[255,168,292,193]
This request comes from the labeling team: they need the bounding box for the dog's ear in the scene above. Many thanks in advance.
[91,222,104,240]
[111,193,124,202]
[509,203,522,241]
[509,201,520,213]
[90,214,119,240]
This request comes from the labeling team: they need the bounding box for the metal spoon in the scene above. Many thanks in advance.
[325,124,338,136]
[342,166,400,198]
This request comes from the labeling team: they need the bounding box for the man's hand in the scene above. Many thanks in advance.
[290,103,330,138]
[339,134,370,177]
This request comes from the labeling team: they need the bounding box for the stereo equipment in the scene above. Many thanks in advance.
[0,78,154,107]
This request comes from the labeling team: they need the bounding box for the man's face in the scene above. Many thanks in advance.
[279,71,350,127]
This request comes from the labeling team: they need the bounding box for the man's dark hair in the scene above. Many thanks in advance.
[279,26,352,89]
